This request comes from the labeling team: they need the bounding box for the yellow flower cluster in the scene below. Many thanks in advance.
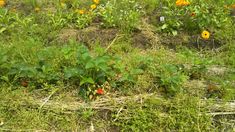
[75,0,100,15]
[176,0,190,6]
[90,0,100,10]
[0,0,6,7]
[93,0,100,5]
[90,4,97,10]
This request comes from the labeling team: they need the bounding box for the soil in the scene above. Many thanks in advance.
[57,27,119,46]
[54,11,225,50]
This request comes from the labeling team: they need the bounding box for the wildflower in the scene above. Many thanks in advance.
[191,12,196,17]
[96,88,104,95]
[176,0,190,6]
[93,0,100,4]
[90,4,97,10]
[201,30,210,40]
[34,7,40,12]
[75,9,85,14]
[0,0,6,7]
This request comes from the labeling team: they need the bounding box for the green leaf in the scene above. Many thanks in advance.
[131,69,144,75]
[64,68,79,79]
[172,30,178,36]
[161,24,168,30]
[85,61,95,69]
[0,76,9,82]
[0,27,7,33]
[81,52,91,62]
[80,77,94,86]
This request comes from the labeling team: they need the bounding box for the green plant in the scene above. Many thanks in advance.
[157,0,184,35]
[0,8,35,34]
[98,0,142,32]
[0,49,9,83]
[63,45,141,99]
[74,12,94,29]
[47,12,70,29]
[113,94,213,131]
[157,0,234,39]
[155,64,189,96]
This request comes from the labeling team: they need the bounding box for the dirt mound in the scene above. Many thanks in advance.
[57,27,119,46]
[57,25,161,49]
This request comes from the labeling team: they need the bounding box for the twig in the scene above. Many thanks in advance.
[113,107,124,122]
[39,88,59,109]
[0,128,47,132]
[209,112,235,116]
[105,34,123,52]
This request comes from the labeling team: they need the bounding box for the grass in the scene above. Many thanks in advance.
[0,0,235,131]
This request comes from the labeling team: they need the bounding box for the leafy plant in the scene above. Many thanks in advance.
[98,0,142,32]
[63,45,141,99]
[155,64,189,96]
[157,0,234,39]
[74,12,94,29]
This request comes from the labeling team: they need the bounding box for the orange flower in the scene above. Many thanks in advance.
[176,0,190,6]
[96,88,104,95]
[176,0,182,5]
[0,0,6,7]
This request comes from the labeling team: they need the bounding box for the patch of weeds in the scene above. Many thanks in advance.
[64,45,142,99]
[216,41,235,67]
[205,69,235,100]
[155,64,189,96]
[77,108,96,121]
[98,0,142,32]
[113,94,214,131]
[186,64,208,80]
[0,39,142,99]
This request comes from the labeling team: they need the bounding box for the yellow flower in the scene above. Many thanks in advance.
[75,9,85,14]
[176,0,183,5]
[0,0,6,7]
[93,0,100,4]
[176,0,190,6]
[201,30,210,40]
[34,7,40,12]
[90,4,97,10]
